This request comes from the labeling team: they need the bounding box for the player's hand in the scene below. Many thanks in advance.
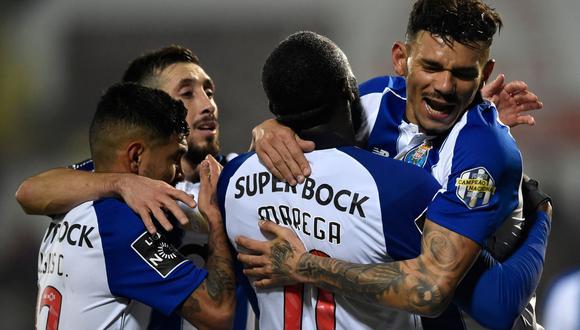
[251,118,315,185]
[116,174,195,235]
[482,73,543,127]
[522,174,553,220]
[198,155,224,230]
[236,220,307,288]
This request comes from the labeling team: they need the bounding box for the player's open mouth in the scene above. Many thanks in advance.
[194,119,218,135]
[423,98,454,120]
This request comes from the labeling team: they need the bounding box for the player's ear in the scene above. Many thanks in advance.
[127,142,145,174]
[392,41,409,76]
[482,59,495,84]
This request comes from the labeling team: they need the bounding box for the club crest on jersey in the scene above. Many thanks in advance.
[131,232,188,278]
[455,167,496,209]
[403,143,432,168]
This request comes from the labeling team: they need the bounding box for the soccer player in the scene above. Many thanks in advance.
[16,46,254,329]
[36,83,234,329]
[216,31,551,330]
[243,0,549,328]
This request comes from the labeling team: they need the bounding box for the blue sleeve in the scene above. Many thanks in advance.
[453,211,551,329]
[427,106,523,246]
[94,198,208,316]
[359,75,406,97]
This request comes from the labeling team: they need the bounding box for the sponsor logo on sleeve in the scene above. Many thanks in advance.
[371,147,390,158]
[131,232,188,278]
[455,167,496,209]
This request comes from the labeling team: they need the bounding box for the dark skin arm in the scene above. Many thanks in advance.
[179,156,235,329]
[237,218,480,317]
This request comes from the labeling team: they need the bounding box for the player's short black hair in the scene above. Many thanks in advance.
[262,31,359,130]
[406,0,503,49]
[122,45,200,87]
[89,83,189,164]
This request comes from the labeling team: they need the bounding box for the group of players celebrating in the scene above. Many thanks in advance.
[17,0,553,329]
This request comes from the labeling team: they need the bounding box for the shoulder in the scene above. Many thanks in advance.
[338,146,439,189]
[93,198,146,239]
[220,152,256,182]
[449,101,521,167]
[359,75,406,97]
[93,198,137,219]
[217,152,257,200]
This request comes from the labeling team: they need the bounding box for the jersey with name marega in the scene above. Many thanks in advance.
[36,198,207,330]
[218,147,441,330]
[358,75,524,249]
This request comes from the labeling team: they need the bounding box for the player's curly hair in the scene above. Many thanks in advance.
[406,0,503,49]
[122,45,200,88]
[262,31,359,130]
[89,83,189,166]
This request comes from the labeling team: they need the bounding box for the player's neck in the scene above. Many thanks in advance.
[181,159,200,183]
[297,102,356,149]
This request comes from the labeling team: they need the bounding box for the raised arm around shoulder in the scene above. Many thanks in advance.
[16,168,119,215]
[453,205,552,329]
[251,118,315,185]
[15,167,195,234]
[238,218,481,317]
[178,155,235,329]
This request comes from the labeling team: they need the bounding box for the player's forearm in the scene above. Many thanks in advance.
[206,216,236,305]
[204,215,236,323]
[181,216,235,329]
[15,168,121,215]
[291,220,479,317]
[453,210,551,329]
[296,251,464,317]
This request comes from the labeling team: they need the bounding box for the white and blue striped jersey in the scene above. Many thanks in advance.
[358,75,527,329]
[218,146,441,330]
[359,75,524,249]
[64,154,255,330]
[36,198,207,330]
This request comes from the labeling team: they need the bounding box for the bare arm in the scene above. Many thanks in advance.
[15,167,195,234]
[237,218,480,317]
[180,155,235,329]
[482,73,543,127]
[251,118,315,185]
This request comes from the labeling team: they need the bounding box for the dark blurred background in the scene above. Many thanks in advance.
[2,1,579,328]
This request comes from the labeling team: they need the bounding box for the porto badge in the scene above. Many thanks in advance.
[403,142,432,168]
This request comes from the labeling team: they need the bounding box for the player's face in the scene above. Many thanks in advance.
[401,32,491,135]
[140,134,188,186]
[157,62,220,160]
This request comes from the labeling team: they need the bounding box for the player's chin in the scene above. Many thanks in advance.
[193,140,220,156]
[420,119,452,135]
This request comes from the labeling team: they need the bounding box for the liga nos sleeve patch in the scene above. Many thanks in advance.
[455,167,496,209]
[131,232,188,278]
